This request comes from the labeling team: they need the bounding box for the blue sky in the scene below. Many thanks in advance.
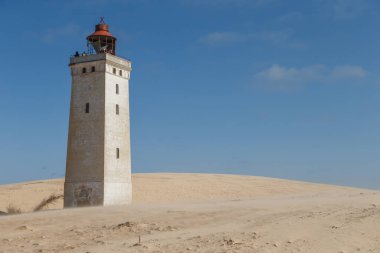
[0,0,380,189]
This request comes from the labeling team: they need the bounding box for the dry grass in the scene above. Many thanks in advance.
[33,194,63,212]
[6,204,21,214]
[1,194,63,215]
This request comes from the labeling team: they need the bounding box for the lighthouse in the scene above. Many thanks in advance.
[64,19,132,207]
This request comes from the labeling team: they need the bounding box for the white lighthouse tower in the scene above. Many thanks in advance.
[64,19,132,207]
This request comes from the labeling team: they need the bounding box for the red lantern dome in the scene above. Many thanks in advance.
[87,17,117,55]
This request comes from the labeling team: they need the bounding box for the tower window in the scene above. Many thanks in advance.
[116,148,120,159]
[113,68,116,74]
[116,84,119,94]
[119,70,122,76]
[82,67,86,73]
[91,66,95,72]
[116,104,119,115]
[85,103,90,113]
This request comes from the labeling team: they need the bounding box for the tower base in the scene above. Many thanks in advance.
[104,181,132,206]
[64,181,132,207]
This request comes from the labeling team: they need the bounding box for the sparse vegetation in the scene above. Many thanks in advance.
[6,204,21,214]
[1,193,63,215]
[33,194,63,212]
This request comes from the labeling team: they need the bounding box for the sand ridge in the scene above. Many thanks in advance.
[0,173,364,213]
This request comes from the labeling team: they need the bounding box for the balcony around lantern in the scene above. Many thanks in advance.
[69,53,131,70]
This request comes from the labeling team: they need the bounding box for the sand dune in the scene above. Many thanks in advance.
[0,173,363,212]
[1,173,380,252]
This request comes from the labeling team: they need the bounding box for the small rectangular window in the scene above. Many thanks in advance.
[85,103,89,113]
[113,68,116,74]
[91,66,95,72]
[116,148,120,159]
[116,84,119,94]
[119,70,122,76]
[82,67,86,73]
[116,104,119,115]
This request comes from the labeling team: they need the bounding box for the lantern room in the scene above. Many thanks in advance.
[87,18,116,55]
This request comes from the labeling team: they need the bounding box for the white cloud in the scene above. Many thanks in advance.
[331,65,367,79]
[332,0,369,19]
[257,64,325,82]
[318,0,371,19]
[253,64,368,91]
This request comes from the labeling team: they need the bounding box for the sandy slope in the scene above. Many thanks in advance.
[0,173,380,252]
[0,173,364,212]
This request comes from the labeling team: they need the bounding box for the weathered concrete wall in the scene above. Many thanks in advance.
[64,53,132,207]
[64,182,103,207]
[103,58,132,205]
